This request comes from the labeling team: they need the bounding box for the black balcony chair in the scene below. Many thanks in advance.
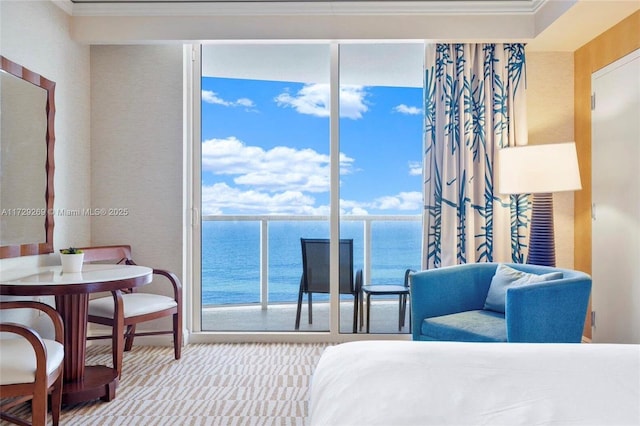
[295,238,362,333]
[360,268,415,333]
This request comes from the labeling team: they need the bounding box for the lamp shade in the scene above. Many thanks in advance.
[497,142,582,195]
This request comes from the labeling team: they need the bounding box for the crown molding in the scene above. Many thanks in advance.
[63,0,548,17]
[52,0,74,14]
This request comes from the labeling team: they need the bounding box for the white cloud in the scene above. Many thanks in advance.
[408,161,422,176]
[201,136,422,215]
[393,104,422,115]
[338,191,423,215]
[339,86,369,119]
[346,206,370,215]
[201,183,329,215]
[339,199,370,216]
[275,84,369,120]
[202,90,228,106]
[235,98,254,107]
[202,90,256,109]
[202,136,354,193]
[201,182,421,216]
[373,191,423,211]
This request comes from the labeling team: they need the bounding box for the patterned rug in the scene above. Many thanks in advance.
[2,343,330,425]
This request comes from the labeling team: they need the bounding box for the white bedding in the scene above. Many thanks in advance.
[309,341,640,426]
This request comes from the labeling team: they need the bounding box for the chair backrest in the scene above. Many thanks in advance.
[404,268,415,288]
[79,245,133,264]
[301,238,354,295]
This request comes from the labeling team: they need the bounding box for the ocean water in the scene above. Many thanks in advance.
[201,220,422,306]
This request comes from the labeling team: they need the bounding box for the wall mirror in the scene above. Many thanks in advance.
[0,56,55,258]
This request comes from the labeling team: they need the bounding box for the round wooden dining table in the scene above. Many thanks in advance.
[0,264,152,405]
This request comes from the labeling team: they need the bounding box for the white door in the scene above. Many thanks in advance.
[591,49,640,343]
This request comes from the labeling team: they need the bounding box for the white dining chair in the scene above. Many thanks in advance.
[0,301,64,426]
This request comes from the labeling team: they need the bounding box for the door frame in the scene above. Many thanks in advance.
[186,42,412,344]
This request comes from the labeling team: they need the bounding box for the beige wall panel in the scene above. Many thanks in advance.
[0,0,91,267]
[90,45,183,339]
[526,52,575,269]
[0,0,91,331]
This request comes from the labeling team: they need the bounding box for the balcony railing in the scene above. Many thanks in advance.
[201,214,422,309]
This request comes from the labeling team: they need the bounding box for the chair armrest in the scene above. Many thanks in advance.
[0,301,64,385]
[126,259,183,303]
[152,268,183,304]
[410,263,497,339]
[0,301,64,344]
[0,322,49,383]
[505,275,592,343]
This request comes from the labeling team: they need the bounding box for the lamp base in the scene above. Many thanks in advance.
[527,192,555,267]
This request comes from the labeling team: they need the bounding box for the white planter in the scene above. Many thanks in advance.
[60,253,84,273]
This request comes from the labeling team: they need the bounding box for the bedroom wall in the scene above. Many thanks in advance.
[525,51,575,269]
[0,3,182,340]
[0,36,576,340]
[89,45,184,340]
[0,2,591,341]
[0,0,90,330]
[0,0,91,269]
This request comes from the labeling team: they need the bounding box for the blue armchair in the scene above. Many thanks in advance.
[410,263,592,343]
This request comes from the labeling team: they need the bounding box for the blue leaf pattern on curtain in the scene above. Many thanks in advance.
[423,43,530,269]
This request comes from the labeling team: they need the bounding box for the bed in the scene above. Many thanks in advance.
[308,340,640,425]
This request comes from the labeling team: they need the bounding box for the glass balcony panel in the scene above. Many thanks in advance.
[200,216,419,333]
[202,220,260,307]
[370,220,422,284]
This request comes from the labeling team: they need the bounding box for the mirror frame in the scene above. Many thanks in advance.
[0,56,55,259]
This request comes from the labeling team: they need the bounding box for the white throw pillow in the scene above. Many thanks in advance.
[483,264,563,313]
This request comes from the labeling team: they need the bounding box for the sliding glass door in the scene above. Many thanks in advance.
[338,44,423,334]
[199,44,331,332]
[195,42,423,335]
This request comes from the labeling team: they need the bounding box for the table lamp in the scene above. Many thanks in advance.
[497,142,582,267]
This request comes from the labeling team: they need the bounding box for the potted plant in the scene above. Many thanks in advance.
[60,247,84,273]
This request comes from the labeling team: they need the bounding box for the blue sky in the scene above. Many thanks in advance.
[201,76,423,216]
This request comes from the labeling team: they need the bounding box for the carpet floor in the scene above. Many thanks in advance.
[2,343,331,425]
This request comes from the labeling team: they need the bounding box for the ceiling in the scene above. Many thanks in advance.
[56,0,639,51]
[527,0,639,51]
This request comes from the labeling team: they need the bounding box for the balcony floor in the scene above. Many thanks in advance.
[201,299,411,334]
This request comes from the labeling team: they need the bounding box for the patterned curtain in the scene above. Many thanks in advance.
[422,43,530,268]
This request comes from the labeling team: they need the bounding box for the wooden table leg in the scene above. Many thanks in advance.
[55,294,119,405]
